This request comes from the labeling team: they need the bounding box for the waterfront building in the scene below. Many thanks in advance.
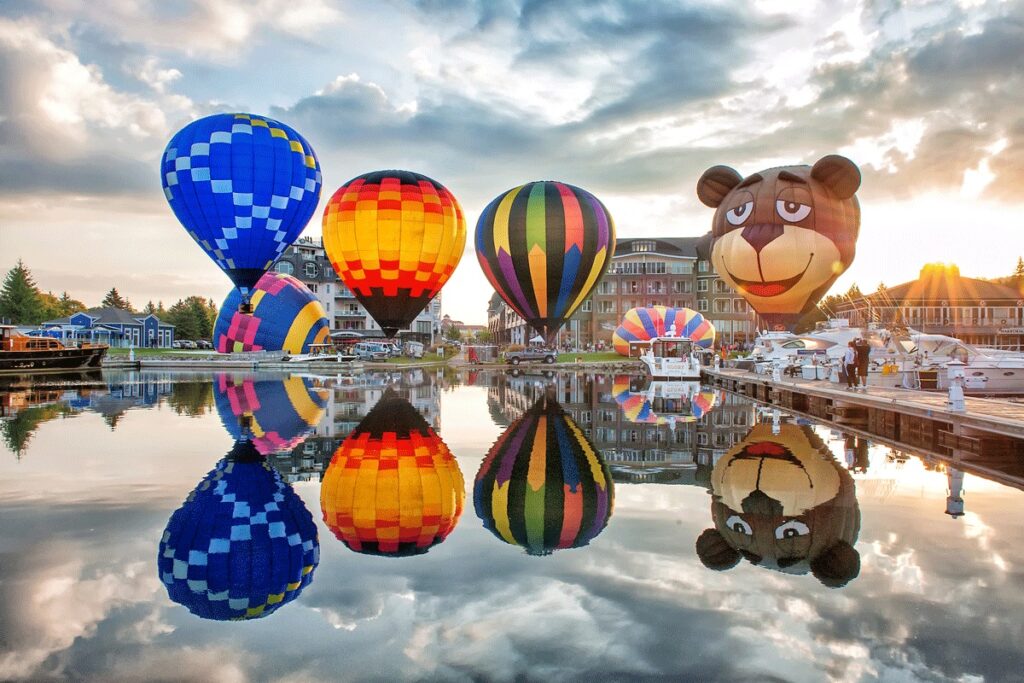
[830,264,1024,349]
[487,232,757,349]
[39,307,176,348]
[274,236,443,342]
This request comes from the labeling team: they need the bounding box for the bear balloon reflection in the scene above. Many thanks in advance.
[213,374,328,455]
[475,391,613,555]
[158,439,319,620]
[320,391,464,557]
[694,422,861,587]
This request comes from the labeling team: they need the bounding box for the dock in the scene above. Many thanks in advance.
[702,366,1024,489]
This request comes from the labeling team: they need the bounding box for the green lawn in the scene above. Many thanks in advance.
[106,347,195,357]
[382,353,447,364]
[555,352,629,363]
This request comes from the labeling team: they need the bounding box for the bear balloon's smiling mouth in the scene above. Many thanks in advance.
[721,254,814,297]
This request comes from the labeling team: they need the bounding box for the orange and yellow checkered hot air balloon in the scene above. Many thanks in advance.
[320,390,464,557]
[322,170,466,338]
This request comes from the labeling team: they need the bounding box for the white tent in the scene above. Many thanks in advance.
[529,334,545,344]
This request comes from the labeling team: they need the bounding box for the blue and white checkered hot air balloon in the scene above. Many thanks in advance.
[161,113,322,308]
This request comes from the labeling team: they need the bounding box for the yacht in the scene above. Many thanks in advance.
[0,325,108,374]
[633,336,705,381]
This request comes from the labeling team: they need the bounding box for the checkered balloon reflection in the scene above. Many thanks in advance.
[158,440,319,620]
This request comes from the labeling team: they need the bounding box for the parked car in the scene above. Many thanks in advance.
[353,341,391,361]
[195,339,213,349]
[172,340,183,349]
[503,347,557,365]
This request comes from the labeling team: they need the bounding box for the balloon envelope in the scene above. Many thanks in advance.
[321,391,464,556]
[214,374,328,455]
[322,170,465,337]
[214,272,330,353]
[474,391,613,555]
[161,113,322,300]
[158,439,319,620]
[612,306,715,356]
[475,181,615,342]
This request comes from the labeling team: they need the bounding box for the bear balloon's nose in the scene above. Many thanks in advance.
[741,224,785,253]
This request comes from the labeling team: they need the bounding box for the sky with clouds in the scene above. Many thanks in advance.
[1,0,1023,323]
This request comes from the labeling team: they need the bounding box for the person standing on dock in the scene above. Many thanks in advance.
[843,342,858,389]
[854,337,871,391]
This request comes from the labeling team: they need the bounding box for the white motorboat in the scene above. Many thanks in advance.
[633,336,705,381]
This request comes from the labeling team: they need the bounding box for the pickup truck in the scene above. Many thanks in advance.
[503,347,557,365]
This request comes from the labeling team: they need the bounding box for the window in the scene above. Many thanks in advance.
[715,280,730,293]
[581,300,592,312]
[699,261,709,273]
[308,283,318,293]
[697,280,708,292]
[671,262,693,275]
[733,299,746,313]
[599,281,616,295]
[275,261,294,275]
[714,299,730,313]
[633,240,656,253]
[599,301,616,314]
[304,262,318,278]
[647,262,666,274]
[698,299,708,312]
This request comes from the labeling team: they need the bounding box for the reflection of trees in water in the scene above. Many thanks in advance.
[1,403,74,457]
[166,380,214,417]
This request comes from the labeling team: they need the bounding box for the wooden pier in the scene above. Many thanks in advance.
[702,367,1024,489]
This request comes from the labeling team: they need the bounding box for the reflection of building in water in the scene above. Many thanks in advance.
[946,467,965,518]
[272,371,444,484]
[484,371,755,484]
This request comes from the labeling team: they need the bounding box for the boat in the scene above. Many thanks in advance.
[633,336,705,381]
[0,325,108,374]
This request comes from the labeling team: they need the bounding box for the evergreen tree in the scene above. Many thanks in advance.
[0,260,46,324]
[101,287,132,311]
[57,291,86,317]
[143,300,158,315]
[1015,256,1024,278]
[165,296,217,339]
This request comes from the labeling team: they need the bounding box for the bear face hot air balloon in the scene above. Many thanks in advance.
[321,390,464,557]
[158,439,319,620]
[214,374,328,456]
[475,390,613,555]
[612,306,715,357]
[696,155,861,331]
[322,170,465,338]
[161,113,322,308]
[476,181,615,343]
[213,272,330,354]
[694,423,861,587]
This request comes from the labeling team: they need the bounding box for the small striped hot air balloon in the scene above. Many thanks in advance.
[612,306,715,356]
[321,390,464,557]
[322,170,466,338]
[158,439,319,621]
[214,272,330,354]
[474,390,613,555]
[475,181,615,343]
[213,374,328,456]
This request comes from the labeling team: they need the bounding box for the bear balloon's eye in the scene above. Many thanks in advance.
[776,199,811,222]
[774,520,810,539]
[726,515,752,536]
[725,201,753,226]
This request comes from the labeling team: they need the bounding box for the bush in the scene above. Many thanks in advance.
[505,344,525,353]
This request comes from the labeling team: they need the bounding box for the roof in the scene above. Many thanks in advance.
[614,236,703,259]
[867,268,1021,305]
[42,307,175,327]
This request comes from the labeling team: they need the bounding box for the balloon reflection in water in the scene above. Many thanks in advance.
[611,376,718,425]
[475,391,613,555]
[321,391,464,557]
[158,439,319,620]
[214,374,328,455]
[695,423,861,587]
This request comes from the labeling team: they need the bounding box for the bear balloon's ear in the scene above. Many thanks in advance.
[811,154,861,199]
[697,166,743,208]
[695,528,742,570]
[810,540,861,588]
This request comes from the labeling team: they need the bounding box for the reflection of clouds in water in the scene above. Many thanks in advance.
[863,540,926,595]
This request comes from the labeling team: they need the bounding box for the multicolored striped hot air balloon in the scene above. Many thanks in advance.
[213,272,330,354]
[321,391,464,557]
[213,374,328,456]
[475,181,615,343]
[322,170,466,338]
[610,375,719,425]
[158,438,319,621]
[612,306,715,356]
[474,390,613,555]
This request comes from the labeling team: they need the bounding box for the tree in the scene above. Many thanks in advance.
[165,296,216,340]
[1014,256,1024,279]
[0,260,46,324]
[442,323,462,342]
[101,287,132,311]
[143,300,158,315]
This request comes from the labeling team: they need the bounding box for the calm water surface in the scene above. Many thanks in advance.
[1,369,1022,682]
